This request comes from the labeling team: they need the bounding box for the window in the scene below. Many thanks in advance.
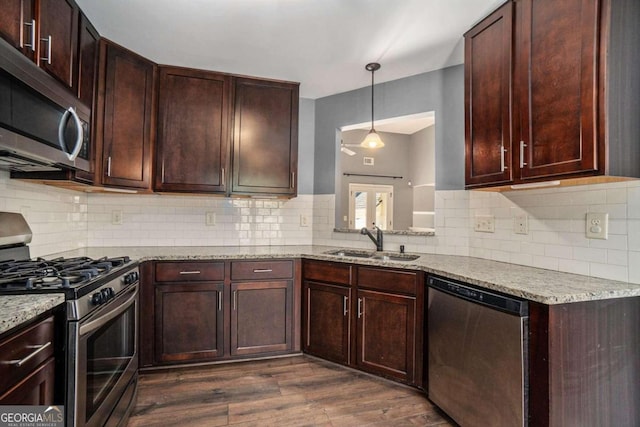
[348,184,393,230]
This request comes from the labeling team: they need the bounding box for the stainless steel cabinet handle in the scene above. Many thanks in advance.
[357,298,363,318]
[23,19,36,51]
[107,156,112,177]
[253,269,273,273]
[501,146,508,172]
[221,168,225,186]
[3,342,52,367]
[58,107,84,161]
[218,291,222,311]
[519,141,527,167]
[161,161,165,183]
[40,35,52,64]
[179,270,201,275]
[343,296,348,316]
[233,290,237,310]
[291,172,296,189]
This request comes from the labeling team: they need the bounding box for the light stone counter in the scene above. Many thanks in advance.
[48,245,640,305]
[0,294,64,335]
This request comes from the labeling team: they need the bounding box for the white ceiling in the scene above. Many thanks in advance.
[342,112,435,135]
[76,0,503,99]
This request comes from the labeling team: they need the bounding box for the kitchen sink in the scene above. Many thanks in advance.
[324,249,420,262]
[370,253,420,261]
[324,249,374,258]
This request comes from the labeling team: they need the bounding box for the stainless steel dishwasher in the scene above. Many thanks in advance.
[427,275,529,427]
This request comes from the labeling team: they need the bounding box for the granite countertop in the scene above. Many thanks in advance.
[48,245,640,305]
[0,294,65,335]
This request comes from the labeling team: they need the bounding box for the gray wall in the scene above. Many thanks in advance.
[409,125,436,186]
[337,130,413,230]
[297,98,315,194]
[314,64,465,194]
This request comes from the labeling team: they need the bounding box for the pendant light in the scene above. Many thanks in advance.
[361,62,385,148]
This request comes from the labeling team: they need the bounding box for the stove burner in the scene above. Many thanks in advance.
[0,256,132,291]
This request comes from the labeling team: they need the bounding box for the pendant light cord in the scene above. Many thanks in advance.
[371,67,375,131]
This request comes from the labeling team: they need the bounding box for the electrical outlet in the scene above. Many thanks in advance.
[586,212,608,239]
[205,212,216,226]
[300,214,310,227]
[111,210,123,225]
[513,214,528,235]
[474,215,495,233]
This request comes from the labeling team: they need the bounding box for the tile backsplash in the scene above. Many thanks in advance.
[1,169,638,284]
[87,194,314,247]
[0,171,88,257]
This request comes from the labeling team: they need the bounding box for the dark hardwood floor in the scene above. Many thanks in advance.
[128,355,454,426]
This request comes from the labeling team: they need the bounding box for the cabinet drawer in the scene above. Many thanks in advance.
[0,316,55,394]
[155,262,224,282]
[303,260,352,285]
[231,260,293,280]
[357,267,417,295]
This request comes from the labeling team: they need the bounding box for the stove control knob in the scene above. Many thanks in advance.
[101,288,113,302]
[124,271,139,285]
[91,292,104,305]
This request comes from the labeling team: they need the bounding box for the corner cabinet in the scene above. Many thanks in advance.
[302,259,423,387]
[155,67,231,193]
[231,78,299,197]
[97,40,156,190]
[465,0,640,189]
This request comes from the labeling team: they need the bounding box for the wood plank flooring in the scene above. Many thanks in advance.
[128,355,455,426]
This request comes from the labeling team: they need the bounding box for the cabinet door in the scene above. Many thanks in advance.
[0,0,36,61]
[231,78,298,196]
[38,0,77,88]
[156,67,230,192]
[303,280,350,365]
[230,280,292,356]
[155,282,224,363]
[356,289,416,384]
[76,13,98,108]
[0,357,54,405]
[101,41,155,189]
[464,1,513,187]
[516,0,601,180]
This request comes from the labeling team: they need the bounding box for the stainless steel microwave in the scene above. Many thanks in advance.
[0,39,91,173]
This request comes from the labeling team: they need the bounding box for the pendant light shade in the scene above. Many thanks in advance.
[361,62,384,149]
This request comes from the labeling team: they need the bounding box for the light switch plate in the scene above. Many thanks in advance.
[474,215,495,233]
[205,212,216,226]
[586,212,608,239]
[513,214,528,235]
[111,210,123,225]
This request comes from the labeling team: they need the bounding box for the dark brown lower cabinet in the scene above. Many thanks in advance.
[356,289,415,384]
[155,282,224,363]
[529,297,640,426]
[0,315,56,405]
[230,280,293,356]
[303,280,350,365]
[302,259,423,388]
[0,357,55,404]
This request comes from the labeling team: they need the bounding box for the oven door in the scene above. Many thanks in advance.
[68,284,138,427]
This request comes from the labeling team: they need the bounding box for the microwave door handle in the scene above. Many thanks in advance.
[78,287,137,337]
[58,107,84,161]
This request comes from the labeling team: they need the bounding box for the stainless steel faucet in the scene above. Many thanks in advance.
[360,224,383,251]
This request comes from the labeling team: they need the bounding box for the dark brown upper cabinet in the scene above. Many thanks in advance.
[464,1,513,187]
[465,0,640,189]
[0,0,37,62]
[0,0,78,89]
[155,67,231,193]
[38,0,78,89]
[98,40,156,190]
[76,12,98,109]
[231,77,299,197]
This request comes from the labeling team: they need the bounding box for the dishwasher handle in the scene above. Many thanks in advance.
[428,275,528,317]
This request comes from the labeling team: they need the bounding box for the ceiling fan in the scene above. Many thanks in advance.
[340,140,357,156]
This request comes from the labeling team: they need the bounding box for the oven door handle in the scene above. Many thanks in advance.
[79,287,137,336]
